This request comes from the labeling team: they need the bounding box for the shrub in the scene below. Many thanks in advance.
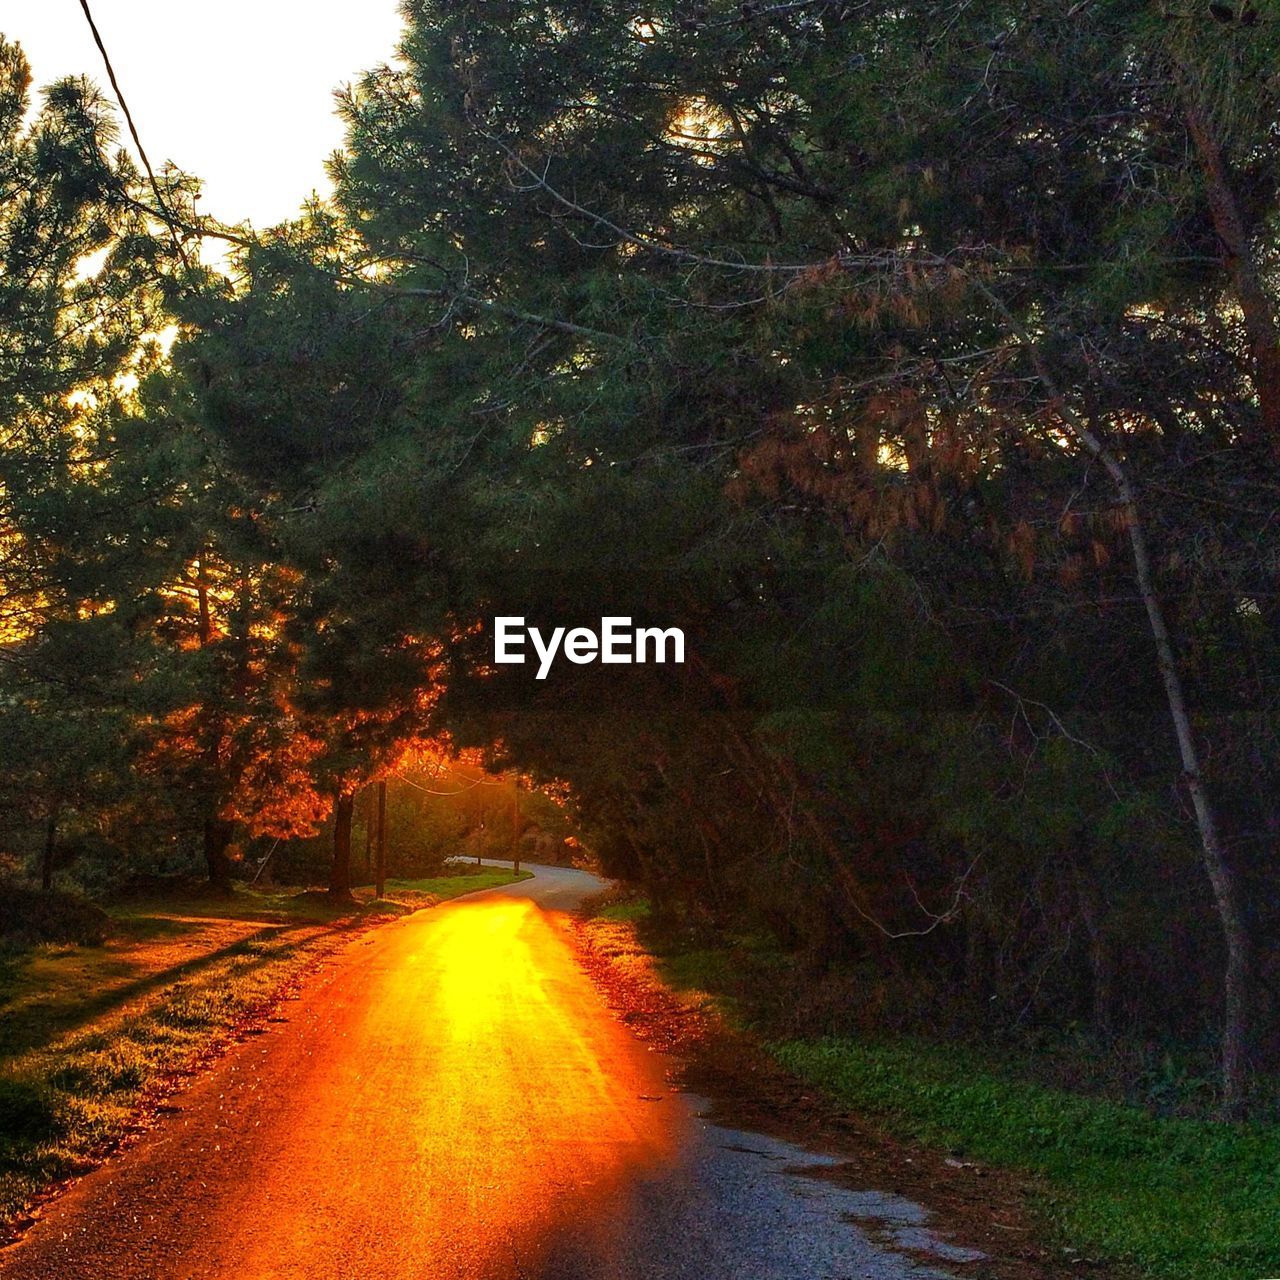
[0,886,110,948]
[0,1077,61,1149]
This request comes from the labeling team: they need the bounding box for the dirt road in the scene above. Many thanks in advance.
[0,865,975,1279]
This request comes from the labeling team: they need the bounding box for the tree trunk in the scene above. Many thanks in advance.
[1063,405,1248,1116]
[984,285,1252,1116]
[511,774,521,877]
[195,555,234,892]
[374,780,387,899]
[330,791,355,899]
[41,800,60,892]
[203,816,235,892]
[196,553,213,645]
[363,786,374,878]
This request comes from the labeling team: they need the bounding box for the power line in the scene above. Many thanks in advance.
[391,771,506,797]
[77,0,192,273]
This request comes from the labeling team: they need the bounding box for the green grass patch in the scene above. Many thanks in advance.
[595,898,652,923]
[772,1038,1280,1280]
[0,920,320,1227]
[376,869,533,903]
[636,914,785,1031]
[606,897,1280,1280]
[658,946,741,996]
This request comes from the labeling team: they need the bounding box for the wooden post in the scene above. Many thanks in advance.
[512,774,520,876]
[41,800,60,892]
[375,779,387,899]
[364,786,373,880]
[329,790,354,898]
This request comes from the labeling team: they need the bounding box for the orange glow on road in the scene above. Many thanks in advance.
[119,895,686,1279]
[406,900,681,1226]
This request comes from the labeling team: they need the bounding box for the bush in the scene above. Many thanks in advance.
[0,885,110,948]
[0,1077,61,1149]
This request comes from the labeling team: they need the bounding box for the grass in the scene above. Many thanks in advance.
[613,896,1280,1280]
[0,868,527,1230]
[374,869,532,904]
[774,1039,1280,1280]
[594,898,653,924]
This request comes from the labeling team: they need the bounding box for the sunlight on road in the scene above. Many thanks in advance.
[0,874,954,1280]
[422,899,678,1202]
[435,899,531,1042]
[0,888,688,1280]
[214,895,684,1278]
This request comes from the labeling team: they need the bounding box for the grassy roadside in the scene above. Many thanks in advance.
[594,899,1280,1280]
[0,869,529,1233]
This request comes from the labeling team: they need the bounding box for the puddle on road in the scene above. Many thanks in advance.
[833,1189,989,1267]
[690,1105,985,1278]
[547,1092,988,1280]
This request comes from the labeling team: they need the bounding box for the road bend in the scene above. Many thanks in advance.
[0,864,972,1280]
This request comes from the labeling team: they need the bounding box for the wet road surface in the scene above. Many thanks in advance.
[0,863,977,1279]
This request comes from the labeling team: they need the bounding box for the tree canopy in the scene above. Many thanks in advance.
[3,1,1280,1115]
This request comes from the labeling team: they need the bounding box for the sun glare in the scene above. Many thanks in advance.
[11,2,405,229]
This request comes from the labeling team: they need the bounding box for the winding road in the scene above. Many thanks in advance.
[0,864,978,1279]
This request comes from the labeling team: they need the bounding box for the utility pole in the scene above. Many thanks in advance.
[512,774,520,876]
[375,779,387,899]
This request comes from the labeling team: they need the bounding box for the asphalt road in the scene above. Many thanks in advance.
[0,863,976,1279]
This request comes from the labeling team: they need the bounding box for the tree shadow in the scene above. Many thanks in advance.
[0,915,343,1060]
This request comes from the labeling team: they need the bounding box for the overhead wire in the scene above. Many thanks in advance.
[77,0,193,273]
[391,771,507,797]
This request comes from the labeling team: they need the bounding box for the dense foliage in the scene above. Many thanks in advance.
[3,2,1279,1115]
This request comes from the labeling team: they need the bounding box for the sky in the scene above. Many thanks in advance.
[2,0,406,229]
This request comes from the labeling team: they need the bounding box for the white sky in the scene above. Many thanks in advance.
[2,1,406,228]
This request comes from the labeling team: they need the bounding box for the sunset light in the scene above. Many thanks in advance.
[3,3,1278,1277]
[11,1,403,228]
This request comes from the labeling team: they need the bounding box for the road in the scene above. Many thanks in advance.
[0,864,977,1279]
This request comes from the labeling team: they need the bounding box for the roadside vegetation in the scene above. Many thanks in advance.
[0,869,526,1233]
[774,1039,1280,1280]
[596,896,1280,1280]
[5,1,1280,1260]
